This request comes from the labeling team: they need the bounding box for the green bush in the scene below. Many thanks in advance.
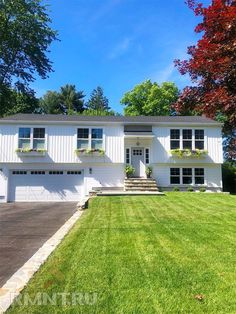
[125,165,135,178]
[222,162,236,194]
[199,187,206,192]
[187,187,194,192]
[173,187,180,192]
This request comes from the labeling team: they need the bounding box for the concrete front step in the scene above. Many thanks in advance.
[124,178,159,192]
[126,187,159,191]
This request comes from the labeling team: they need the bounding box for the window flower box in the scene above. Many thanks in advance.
[75,149,105,157]
[16,148,47,157]
[170,149,208,159]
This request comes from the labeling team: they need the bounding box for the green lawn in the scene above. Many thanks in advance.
[7,193,236,314]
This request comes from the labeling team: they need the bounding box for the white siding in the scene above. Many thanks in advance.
[0,124,124,164]
[152,126,223,164]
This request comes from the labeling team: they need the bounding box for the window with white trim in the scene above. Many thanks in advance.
[170,168,180,184]
[182,168,192,184]
[18,128,45,150]
[77,128,89,149]
[195,130,204,149]
[33,128,45,150]
[170,129,180,149]
[183,129,192,149]
[145,148,150,164]
[126,148,130,164]
[77,128,103,150]
[91,129,103,149]
[195,168,204,184]
[170,167,205,185]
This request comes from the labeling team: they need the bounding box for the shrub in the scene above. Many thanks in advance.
[222,162,236,194]
[199,187,206,192]
[125,165,135,178]
[173,187,180,192]
[187,187,194,192]
[145,166,152,178]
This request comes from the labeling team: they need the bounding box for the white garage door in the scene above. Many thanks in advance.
[9,170,84,202]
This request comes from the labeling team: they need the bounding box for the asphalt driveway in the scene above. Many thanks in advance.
[0,202,77,286]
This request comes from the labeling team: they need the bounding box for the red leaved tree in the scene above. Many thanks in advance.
[174,0,236,161]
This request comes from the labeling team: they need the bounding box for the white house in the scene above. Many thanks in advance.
[0,114,223,202]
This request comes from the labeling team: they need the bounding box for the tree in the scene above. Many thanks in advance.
[0,89,38,116]
[121,80,179,116]
[81,108,119,116]
[0,0,57,91]
[39,91,62,114]
[60,84,85,114]
[174,0,236,160]
[86,87,110,114]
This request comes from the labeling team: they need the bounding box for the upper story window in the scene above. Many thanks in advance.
[18,127,45,150]
[33,128,45,150]
[183,129,192,149]
[170,129,180,149]
[92,128,103,149]
[77,128,89,149]
[170,129,205,150]
[77,128,103,150]
[195,130,204,149]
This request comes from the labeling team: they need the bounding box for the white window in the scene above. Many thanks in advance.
[182,168,192,184]
[170,168,205,185]
[91,129,103,149]
[183,129,192,149]
[195,130,204,149]
[18,127,45,150]
[77,128,89,149]
[170,168,180,184]
[77,128,103,150]
[126,148,130,164]
[145,148,150,164]
[195,168,204,184]
[170,129,180,149]
[170,129,205,150]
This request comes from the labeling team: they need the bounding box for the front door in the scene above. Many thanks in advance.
[131,147,145,177]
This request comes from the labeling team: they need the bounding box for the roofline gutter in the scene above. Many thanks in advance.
[0,120,223,127]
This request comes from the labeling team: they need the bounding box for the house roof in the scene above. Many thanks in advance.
[0,113,222,125]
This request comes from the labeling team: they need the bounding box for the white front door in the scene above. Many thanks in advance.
[131,147,145,177]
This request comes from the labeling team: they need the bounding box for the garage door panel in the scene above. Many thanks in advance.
[9,170,84,202]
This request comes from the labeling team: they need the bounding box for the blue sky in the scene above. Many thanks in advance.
[33,0,210,113]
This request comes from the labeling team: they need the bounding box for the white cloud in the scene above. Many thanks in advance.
[108,37,132,59]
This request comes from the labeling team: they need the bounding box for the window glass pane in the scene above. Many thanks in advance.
[18,139,31,149]
[195,177,204,184]
[183,129,192,139]
[92,129,103,139]
[33,128,45,138]
[171,168,180,176]
[183,141,192,149]
[183,176,192,184]
[77,139,89,149]
[183,168,192,176]
[170,140,180,149]
[33,139,45,150]
[195,141,204,149]
[195,130,204,139]
[170,177,180,184]
[77,128,89,138]
[19,128,30,138]
[91,139,103,149]
[195,168,204,176]
[170,129,180,139]
[126,148,130,164]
